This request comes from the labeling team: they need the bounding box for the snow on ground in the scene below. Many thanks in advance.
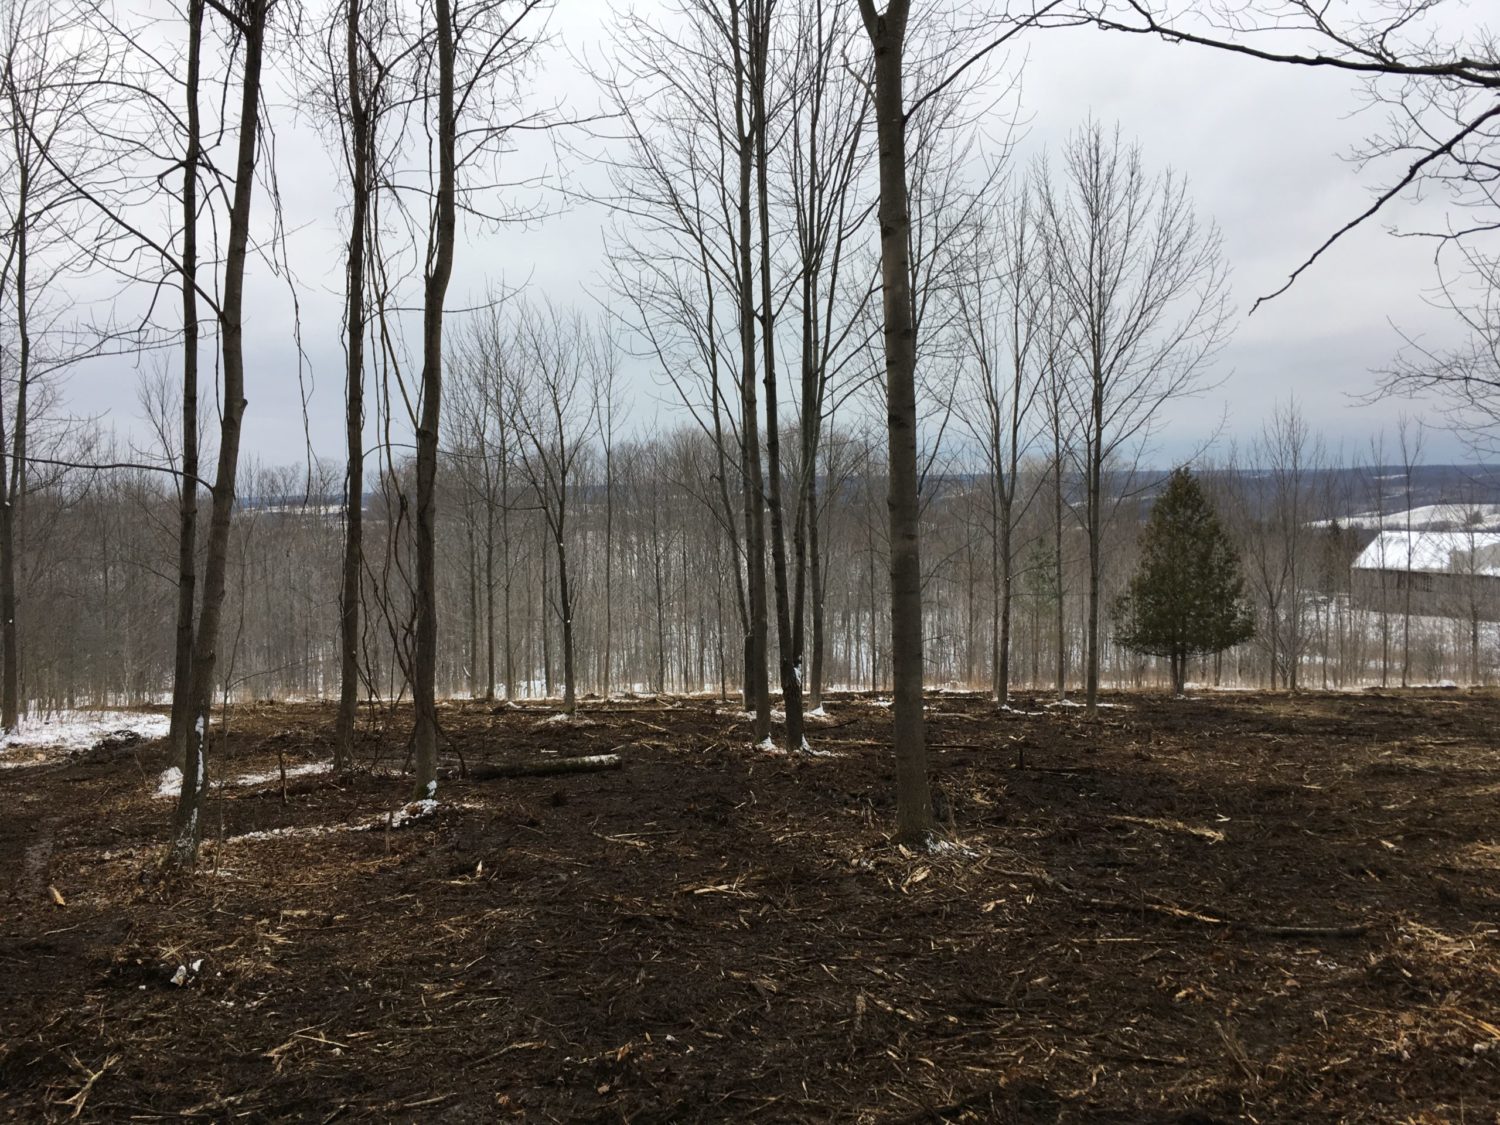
[152,761,334,799]
[388,798,439,828]
[0,709,169,769]
[224,798,472,846]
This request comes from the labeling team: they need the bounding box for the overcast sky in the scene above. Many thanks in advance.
[72,0,1481,472]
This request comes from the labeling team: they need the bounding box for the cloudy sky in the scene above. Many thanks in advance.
[71,0,1481,471]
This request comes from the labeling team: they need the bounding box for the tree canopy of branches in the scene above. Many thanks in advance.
[1040,119,1231,715]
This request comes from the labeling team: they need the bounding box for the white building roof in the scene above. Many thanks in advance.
[1352,530,1500,577]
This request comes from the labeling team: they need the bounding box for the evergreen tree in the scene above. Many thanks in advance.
[1113,467,1254,694]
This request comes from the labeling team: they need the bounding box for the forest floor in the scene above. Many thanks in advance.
[1,689,1498,1123]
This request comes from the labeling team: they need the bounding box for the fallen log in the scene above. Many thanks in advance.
[469,753,622,780]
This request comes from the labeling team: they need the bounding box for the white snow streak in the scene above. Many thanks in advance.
[153,760,333,799]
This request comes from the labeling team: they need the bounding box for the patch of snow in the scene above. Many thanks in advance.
[153,760,334,799]
[230,762,333,788]
[228,823,349,844]
[755,737,779,753]
[924,837,978,857]
[155,767,183,799]
[389,798,439,828]
[0,709,170,768]
[799,742,839,758]
[806,706,828,718]
[221,799,481,845]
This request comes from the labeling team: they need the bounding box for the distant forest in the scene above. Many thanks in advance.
[20,431,1500,718]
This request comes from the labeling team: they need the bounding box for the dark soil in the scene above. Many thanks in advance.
[2,689,1498,1122]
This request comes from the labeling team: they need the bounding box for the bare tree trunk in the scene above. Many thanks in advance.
[166,0,204,759]
[541,520,553,696]
[501,437,514,699]
[1085,394,1102,714]
[997,498,1014,703]
[857,0,932,843]
[556,530,576,712]
[484,502,496,700]
[334,0,370,770]
[0,161,27,732]
[467,517,479,696]
[732,0,770,743]
[169,0,267,868]
[1052,431,1066,701]
[807,467,825,710]
[411,0,456,798]
[603,437,613,697]
[750,0,804,752]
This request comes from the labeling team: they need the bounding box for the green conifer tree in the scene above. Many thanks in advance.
[1113,467,1254,694]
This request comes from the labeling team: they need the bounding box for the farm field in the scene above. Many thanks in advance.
[2,690,1498,1122]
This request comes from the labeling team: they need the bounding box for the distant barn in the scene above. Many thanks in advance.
[1351,530,1500,621]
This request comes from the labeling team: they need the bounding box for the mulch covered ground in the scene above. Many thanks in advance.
[1,689,1498,1122]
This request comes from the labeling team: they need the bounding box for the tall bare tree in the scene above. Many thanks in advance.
[956,175,1046,705]
[595,0,771,735]
[323,0,396,768]
[854,0,933,842]
[0,0,105,731]
[170,0,277,868]
[409,0,546,798]
[1039,120,1230,716]
[511,300,599,716]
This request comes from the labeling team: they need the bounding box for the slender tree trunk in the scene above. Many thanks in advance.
[484,502,496,700]
[752,5,803,752]
[555,526,576,713]
[603,443,613,697]
[0,165,27,732]
[501,450,514,699]
[997,496,1014,704]
[1085,392,1103,715]
[169,0,266,867]
[411,0,456,798]
[808,476,825,710]
[467,518,480,695]
[858,0,931,842]
[652,497,666,692]
[541,521,553,696]
[1053,439,1066,701]
[167,0,204,760]
[989,479,1001,702]
[335,0,369,769]
[730,0,770,740]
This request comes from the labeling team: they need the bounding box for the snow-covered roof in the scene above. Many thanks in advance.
[1352,530,1500,577]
